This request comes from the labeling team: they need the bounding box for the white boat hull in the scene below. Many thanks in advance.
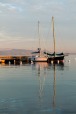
[31,56,47,62]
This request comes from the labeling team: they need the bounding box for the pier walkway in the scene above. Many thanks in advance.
[0,56,30,64]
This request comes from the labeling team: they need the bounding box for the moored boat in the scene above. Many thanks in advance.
[44,16,64,63]
[31,21,47,62]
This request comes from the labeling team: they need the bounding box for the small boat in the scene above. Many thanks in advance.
[44,52,64,62]
[44,16,64,63]
[31,21,47,62]
[31,55,48,62]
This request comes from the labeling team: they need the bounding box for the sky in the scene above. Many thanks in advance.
[0,0,76,52]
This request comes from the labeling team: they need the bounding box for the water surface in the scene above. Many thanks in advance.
[0,55,76,114]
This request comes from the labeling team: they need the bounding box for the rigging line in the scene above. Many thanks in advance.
[44,21,52,51]
[32,21,38,50]
[38,21,40,49]
[40,22,47,52]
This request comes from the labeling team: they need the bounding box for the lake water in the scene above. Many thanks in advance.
[0,55,76,114]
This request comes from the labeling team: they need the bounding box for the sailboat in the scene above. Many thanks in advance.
[31,21,48,62]
[44,16,64,63]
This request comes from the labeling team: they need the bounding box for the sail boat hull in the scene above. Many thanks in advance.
[47,55,64,63]
[31,56,47,62]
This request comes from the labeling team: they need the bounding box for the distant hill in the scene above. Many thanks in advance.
[0,49,32,56]
[0,49,73,56]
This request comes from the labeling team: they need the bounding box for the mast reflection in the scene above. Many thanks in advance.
[37,63,48,98]
[52,62,64,112]
[53,64,56,108]
[32,62,64,112]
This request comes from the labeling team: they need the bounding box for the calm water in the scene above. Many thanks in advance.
[0,55,76,114]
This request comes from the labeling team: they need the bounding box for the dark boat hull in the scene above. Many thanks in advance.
[47,56,64,63]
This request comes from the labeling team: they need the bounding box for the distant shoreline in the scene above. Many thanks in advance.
[0,49,75,56]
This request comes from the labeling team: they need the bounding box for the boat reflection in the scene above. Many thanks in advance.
[37,63,48,98]
[32,62,64,71]
[52,63,65,113]
[32,62,64,113]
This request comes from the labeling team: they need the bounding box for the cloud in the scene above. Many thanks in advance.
[0,29,35,42]
[0,30,37,49]
[0,0,65,16]
[0,1,23,13]
[0,0,76,51]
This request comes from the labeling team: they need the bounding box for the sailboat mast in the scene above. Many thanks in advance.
[38,21,40,57]
[52,16,55,56]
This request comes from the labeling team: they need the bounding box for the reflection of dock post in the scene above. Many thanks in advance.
[9,61,11,65]
[57,60,59,64]
[20,61,22,65]
[14,60,15,65]
[51,60,53,64]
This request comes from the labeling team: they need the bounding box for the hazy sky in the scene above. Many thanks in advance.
[0,0,76,52]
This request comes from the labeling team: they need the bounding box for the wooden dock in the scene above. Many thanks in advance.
[0,56,64,65]
[0,56,30,64]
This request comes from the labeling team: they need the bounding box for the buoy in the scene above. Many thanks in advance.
[68,60,70,62]
[31,61,33,64]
